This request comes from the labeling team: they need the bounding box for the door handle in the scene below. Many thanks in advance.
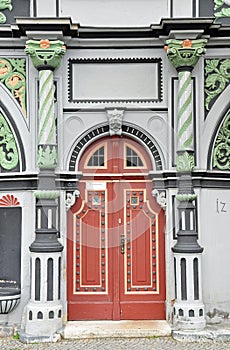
[120,234,125,254]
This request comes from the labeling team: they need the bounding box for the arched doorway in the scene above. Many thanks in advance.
[67,136,166,320]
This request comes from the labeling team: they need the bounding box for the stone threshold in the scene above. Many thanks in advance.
[63,320,171,339]
[172,322,230,342]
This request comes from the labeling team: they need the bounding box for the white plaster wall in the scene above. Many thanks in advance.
[60,0,170,27]
[61,47,168,110]
[36,0,57,16]
[61,110,169,172]
[172,0,193,17]
[199,189,230,315]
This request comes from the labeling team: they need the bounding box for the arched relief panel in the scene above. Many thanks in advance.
[0,84,30,172]
[200,85,230,170]
[211,109,230,171]
[67,123,164,172]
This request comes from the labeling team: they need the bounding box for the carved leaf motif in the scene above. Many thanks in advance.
[205,59,219,74]
[0,58,26,117]
[176,152,195,173]
[37,145,57,169]
[0,113,19,170]
[214,0,225,9]
[204,59,230,111]
[213,113,230,171]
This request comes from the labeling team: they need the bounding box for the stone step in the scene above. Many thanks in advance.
[63,320,171,339]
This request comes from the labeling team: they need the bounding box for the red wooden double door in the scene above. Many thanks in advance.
[67,136,166,320]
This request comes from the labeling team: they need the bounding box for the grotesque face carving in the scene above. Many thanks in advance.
[107,109,124,136]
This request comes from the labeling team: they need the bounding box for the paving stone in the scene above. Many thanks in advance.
[1,337,230,350]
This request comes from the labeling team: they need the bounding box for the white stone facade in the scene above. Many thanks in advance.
[0,0,229,341]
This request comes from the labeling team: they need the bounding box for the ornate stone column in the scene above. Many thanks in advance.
[21,40,66,342]
[165,39,207,330]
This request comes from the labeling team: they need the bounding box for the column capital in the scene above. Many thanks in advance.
[165,39,207,71]
[25,39,66,70]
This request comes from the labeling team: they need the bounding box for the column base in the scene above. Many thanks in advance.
[22,302,63,338]
[173,301,206,330]
[20,331,61,344]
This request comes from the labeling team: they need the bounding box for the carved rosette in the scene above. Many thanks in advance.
[213,112,230,170]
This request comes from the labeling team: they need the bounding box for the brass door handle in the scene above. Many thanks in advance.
[120,234,125,254]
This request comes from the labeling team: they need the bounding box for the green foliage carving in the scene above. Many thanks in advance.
[214,0,230,19]
[213,113,230,171]
[0,113,19,170]
[25,39,66,70]
[204,59,230,112]
[37,145,57,169]
[0,58,27,117]
[165,39,207,70]
[34,190,60,199]
[176,151,195,173]
[176,193,197,201]
[0,0,12,24]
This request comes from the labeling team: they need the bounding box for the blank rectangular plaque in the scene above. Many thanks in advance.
[69,58,162,103]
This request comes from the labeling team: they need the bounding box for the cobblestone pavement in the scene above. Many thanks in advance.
[1,337,230,350]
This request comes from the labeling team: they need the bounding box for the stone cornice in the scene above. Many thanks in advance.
[0,18,227,42]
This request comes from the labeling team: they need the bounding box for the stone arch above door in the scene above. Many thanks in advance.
[68,123,164,172]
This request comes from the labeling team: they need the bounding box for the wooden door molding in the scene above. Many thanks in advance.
[67,136,166,320]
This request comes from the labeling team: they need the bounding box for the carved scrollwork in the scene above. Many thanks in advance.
[213,113,230,170]
[214,0,230,19]
[0,58,26,117]
[152,189,167,210]
[205,59,230,112]
[65,190,80,211]
[0,113,19,170]
[0,0,12,24]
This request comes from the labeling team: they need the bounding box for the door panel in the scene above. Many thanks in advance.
[67,136,166,320]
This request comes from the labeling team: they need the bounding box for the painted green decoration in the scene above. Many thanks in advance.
[25,39,66,70]
[204,59,230,112]
[214,0,230,18]
[38,70,56,145]
[0,0,12,24]
[0,112,19,170]
[213,113,230,170]
[176,193,197,202]
[177,70,193,150]
[34,190,60,199]
[176,151,195,173]
[0,58,27,117]
[165,39,207,70]
[37,145,57,169]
